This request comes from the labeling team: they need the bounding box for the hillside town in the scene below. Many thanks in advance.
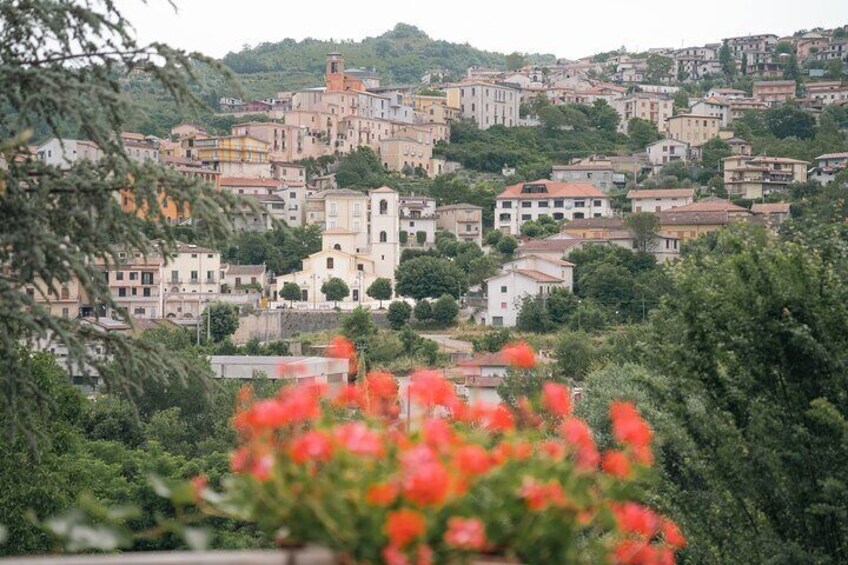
[26,25,848,336]
[5,3,848,561]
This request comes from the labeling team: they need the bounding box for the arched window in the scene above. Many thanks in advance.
[327,257,334,269]
[379,231,387,243]
[379,199,388,215]
[333,243,341,251]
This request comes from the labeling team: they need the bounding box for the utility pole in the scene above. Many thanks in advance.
[206,301,211,343]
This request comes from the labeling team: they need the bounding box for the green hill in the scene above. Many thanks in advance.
[120,24,556,136]
[221,23,555,98]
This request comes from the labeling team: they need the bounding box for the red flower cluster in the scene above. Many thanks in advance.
[500,341,536,368]
[221,337,685,565]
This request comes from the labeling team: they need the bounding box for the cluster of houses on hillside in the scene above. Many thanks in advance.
[22,24,848,338]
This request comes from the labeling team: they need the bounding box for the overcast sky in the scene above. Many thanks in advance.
[116,0,848,61]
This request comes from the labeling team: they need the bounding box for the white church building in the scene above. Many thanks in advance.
[276,186,400,307]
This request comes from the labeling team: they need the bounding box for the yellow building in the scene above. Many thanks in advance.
[194,135,271,178]
[666,114,722,147]
[379,135,435,175]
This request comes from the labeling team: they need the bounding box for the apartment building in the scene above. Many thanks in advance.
[646,138,689,170]
[399,196,437,246]
[379,135,434,174]
[690,97,731,127]
[163,244,223,319]
[444,81,520,129]
[806,81,848,106]
[627,189,695,212]
[194,135,271,178]
[101,251,163,319]
[723,155,808,199]
[752,80,796,106]
[612,93,674,133]
[495,180,611,235]
[809,152,848,185]
[666,114,722,147]
[551,156,614,192]
[436,204,484,248]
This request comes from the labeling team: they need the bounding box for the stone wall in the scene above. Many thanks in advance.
[232,310,389,344]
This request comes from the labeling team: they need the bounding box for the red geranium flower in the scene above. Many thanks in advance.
[662,519,687,549]
[409,370,457,408]
[422,418,456,450]
[500,341,536,368]
[542,383,572,417]
[560,417,600,470]
[611,502,661,538]
[385,509,426,547]
[334,422,383,457]
[403,461,450,506]
[366,482,399,506]
[610,401,653,464]
[328,335,358,374]
[444,517,486,551]
[455,444,492,476]
[601,450,632,478]
[290,430,334,464]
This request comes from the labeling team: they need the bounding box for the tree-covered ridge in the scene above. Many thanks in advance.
[221,23,546,89]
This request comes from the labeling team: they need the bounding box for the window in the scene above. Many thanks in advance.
[501,201,512,208]
[554,200,564,208]
[171,270,179,283]
[379,231,387,242]
[521,201,532,208]
[118,287,127,297]
[501,286,508,293]
[129,272,138,281]
[190,270,199,282]
[131,287,138,296]
[357,264,364,271]
[465,224,472,232]
[333,243,342,251]
[62,307,69,318]
[60,287,69,300]
[521,214,532,220]
[134,307,145,315]
[575,200,585,208]
[553,212,564,220]
[499,213,511,221]
[538,201,549,207]
[116,271,124,281]
[141,272,153,285]
[327,258,334,269]
[206,270,214,282]
[379,200,388,215]
[593,200,602,207]
[143,288,151,297]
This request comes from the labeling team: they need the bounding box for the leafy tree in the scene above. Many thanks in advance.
[826,59,844,80]
[624,212,661,253]
[416,231,427,245]
[0,0,243,436]
[467,255,500,287]
[538,106,567,130]
[782,53,801,83]
[485,230,503,247]
[472,329,514,353]
[280,282,302,306]
[413,299,432,322]
[431,295,459,327]
[586,99,621,135]
[399,230,408,244]
[553,331,599,381]
[201,302,240,343]
[627,118,660,149]
[516,294,555,333]
[719,39,737,78]
[645,54,674,83]
[505,52,528,71]
[395,256,467,299]
[386,301,412,330]
[765,103,816,140]
[638,225,848,561]
[366,278,393,308]
[341,306,377,342]
[334,146,394,190]
[321,277,349,306]
[672,90,689,109]
[700,137,732,171]
[496,235,519,255]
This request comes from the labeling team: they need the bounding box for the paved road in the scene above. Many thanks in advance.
[419,333,474,354]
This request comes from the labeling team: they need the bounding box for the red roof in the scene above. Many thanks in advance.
[751,203,791,214]
[498,179,607,200]
[518,238,586,253]
[458,352,508,368]
[514,269,563,283]
[670,198,750,214]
